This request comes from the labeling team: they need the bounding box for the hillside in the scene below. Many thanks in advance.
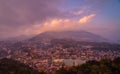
[0,58,41,74]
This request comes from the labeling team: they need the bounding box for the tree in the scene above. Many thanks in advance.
[0,58,42,74]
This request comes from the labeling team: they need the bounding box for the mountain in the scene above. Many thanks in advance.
[0,35,35,42]
[30,31,109,42]
[117,40,120,44]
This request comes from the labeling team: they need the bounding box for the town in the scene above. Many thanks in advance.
[0,40,120,73]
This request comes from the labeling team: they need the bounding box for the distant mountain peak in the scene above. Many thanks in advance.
[30,30,109,42]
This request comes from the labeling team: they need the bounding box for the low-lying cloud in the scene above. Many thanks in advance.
[34,14,96,34]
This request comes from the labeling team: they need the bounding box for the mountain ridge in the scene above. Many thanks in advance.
[30,30,109,42]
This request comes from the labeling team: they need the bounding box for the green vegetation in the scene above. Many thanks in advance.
[55,57,120,74]
[0,58,41,74]
[0,57,120,74]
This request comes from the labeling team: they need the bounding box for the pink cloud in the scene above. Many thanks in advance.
[34,14,96,34]
[78,14,96,24]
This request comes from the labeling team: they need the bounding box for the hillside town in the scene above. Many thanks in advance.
[0,40,120,73]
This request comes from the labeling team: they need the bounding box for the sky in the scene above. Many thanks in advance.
[0,0,120,41]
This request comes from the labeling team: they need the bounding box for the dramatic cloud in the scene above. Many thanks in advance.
[34,14,96,34]
[35,19,77,34]
[78,14,96,24]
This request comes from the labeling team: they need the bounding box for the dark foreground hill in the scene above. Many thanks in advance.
[0,58,42,74]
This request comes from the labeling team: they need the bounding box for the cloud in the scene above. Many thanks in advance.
[1,0,65,26]
[34,14,96,34]
[71,10,84,16]
[78,14,96,24]
[0,0,65,38]
[0,0,119,41]
[34,19,77,34]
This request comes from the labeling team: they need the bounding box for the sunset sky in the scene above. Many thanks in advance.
[0,0,120,41]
